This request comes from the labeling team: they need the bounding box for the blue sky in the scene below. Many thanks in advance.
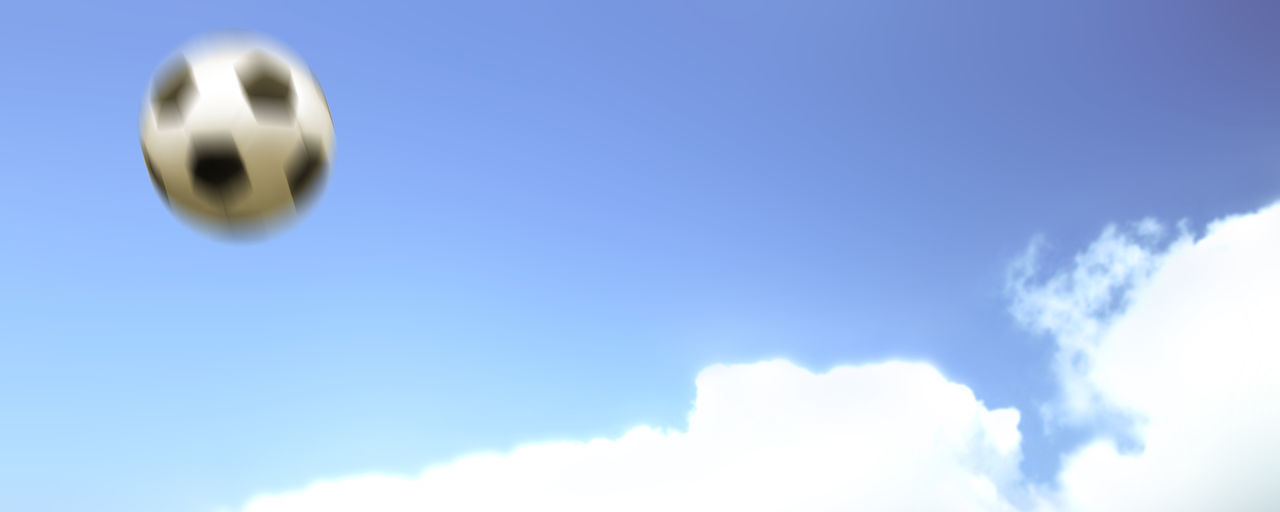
[2,1,1280,511]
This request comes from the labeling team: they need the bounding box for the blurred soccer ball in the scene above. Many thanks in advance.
[139,34,334,232]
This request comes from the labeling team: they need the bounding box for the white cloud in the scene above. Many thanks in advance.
[229,201,1280,512]
[1006,219,1185,427]
[1014,203,1280,512]
[229,360,1024,512]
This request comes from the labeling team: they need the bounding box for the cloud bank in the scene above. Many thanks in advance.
[234,360,1023,512]
[230,202,1280,511]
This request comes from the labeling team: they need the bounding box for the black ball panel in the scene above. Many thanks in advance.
[188,136,251,205]
[153,59,196,126]
[236,52,295,122]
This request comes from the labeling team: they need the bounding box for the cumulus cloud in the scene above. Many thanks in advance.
[229,201,1280,512]
[230,360,1024,512]
[1014,203,1280,512]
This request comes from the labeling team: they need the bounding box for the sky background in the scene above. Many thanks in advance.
[2,1,1279,511]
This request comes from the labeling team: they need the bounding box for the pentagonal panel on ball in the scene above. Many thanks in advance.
[286,136,328,205]
[188,135,251,207]
[152,59,197,127]
[236,52,295,122]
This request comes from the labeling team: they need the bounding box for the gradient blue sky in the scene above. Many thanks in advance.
[2,1,1279,511]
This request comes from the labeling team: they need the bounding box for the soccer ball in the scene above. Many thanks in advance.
[139,34,334,232]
